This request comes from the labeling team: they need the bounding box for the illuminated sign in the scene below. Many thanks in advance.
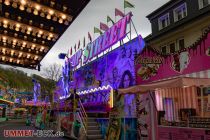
[69,12,133,67]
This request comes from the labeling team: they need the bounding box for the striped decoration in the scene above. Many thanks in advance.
[155,86,198,121]
[154,70,210,82]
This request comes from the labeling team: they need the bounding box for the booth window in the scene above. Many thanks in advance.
[158,13,170,30]
[198,0,210,9]
[173,3,187,22]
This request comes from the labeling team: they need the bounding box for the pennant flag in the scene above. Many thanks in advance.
[115,8,124,17]
[94,27,102,35]
[88,32,92,42]
[78,40,80,49]
[74,44,76,52]
[70,47,72,55]
[83,37,85,48]
[100,22,109,31]
[124,0,134,8]
[107,16,115,25]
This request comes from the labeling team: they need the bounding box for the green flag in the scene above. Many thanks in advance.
[107,16,115,25]
[94,27,102,35]
[124,0,134,8]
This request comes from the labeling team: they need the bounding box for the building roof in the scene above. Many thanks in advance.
[146,0,175,19]
[0,0,90,69]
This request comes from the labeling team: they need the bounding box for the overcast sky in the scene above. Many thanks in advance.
[1,0,169,76]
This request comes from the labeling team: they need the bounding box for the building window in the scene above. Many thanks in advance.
[169,42,176,53]
[198,0,210,9]
[158,13,170,30]
[173,3,187,22]
[177,38,185,50]
[161,46,168,54]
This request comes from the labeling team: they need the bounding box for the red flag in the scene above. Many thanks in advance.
[100,22,109,31]
[88,32,92,42]
[83,37,85,48]
[78,40,80,49]
[70,47,72,55]
[115,8,124,17]
[74,44,76,52]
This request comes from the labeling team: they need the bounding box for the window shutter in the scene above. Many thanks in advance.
[198,0,203,9]
[158,19,162,30]
[173,10,177,22]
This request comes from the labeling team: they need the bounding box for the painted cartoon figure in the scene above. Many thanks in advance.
[206,47,210,56]
[172,51,190,73]
[136,95,150,140]
[179,51,190,71]
[172,54,180,72]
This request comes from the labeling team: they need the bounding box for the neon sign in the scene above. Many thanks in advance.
[77,85,113,95]
[69,12,133,67]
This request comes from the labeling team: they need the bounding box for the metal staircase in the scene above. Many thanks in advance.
[78,99,104,140]
[87,117,104,140]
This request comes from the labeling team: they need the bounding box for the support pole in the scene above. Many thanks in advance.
[131,19,139,38]
[201,87,204,117]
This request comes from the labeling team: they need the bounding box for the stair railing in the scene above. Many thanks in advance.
[78,99,88,135]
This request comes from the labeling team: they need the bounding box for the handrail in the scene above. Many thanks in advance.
[78,99,88,135]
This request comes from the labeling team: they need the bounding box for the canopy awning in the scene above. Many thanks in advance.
[118,77,210,94]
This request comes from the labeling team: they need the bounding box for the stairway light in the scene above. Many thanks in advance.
[19,5,25,11]
[58,18,63,24]
[12,2,18,8]
[46,14,51,19]
[33,9,38,15]
[26,7,32,13]
[20,0,26,5]
[4,0,10,6]
[3,20,8,28]
[62,15,66,19]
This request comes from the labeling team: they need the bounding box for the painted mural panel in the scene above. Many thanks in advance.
[74,35,145,90]
[135,32,210,84]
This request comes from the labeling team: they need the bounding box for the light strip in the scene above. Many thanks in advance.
[59,94,71,100]
[0,17,59,40]
[5,0,72,25]
[77,85,113,95]
[0,34,49,52]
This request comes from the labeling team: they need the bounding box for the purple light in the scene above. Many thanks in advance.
[77,85,113,95]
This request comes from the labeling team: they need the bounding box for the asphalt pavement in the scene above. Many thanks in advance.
[0,119,69,140]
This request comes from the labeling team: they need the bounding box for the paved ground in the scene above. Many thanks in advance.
[0,119,70,140]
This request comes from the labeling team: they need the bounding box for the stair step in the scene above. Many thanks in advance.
[87,130,101,135]
[87,134,103,139]
[87,122,98,126]
[87,126,100,130]
[88,118,96,121]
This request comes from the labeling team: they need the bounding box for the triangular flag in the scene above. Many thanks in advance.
[107,16,115,25]
[124,0,134,8]
[70,47,72,55]
[100,22,109,31]
[78,40,80,49]
[74,44,76,52]
[94,27,102,35]
[83,37,85,48]
[115,8,124,17]
[88,32,92,42]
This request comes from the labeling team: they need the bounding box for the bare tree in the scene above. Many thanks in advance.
[42,63,62,82]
